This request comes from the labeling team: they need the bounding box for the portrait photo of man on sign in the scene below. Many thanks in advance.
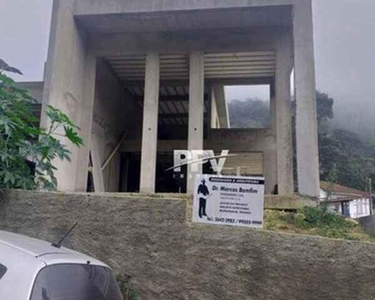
[197,178,211,218]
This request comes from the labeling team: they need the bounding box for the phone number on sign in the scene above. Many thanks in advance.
[207,217,262,225]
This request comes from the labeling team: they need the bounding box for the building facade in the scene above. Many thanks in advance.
[36,0,320,196]
[320,181,372,219]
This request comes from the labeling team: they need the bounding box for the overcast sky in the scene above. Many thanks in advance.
[1,0,375,113]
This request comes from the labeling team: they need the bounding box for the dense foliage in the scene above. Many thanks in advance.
[228,91,375,191]
[316,92,375,190]
[0,60,83,190]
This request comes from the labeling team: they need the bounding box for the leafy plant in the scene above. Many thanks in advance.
[116,274,140,300]
[283,206,357,239]
[0,60,83,190]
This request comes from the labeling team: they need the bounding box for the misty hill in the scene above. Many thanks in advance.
[332,103,375,141]
[229,98,270,128]
[228,93,375,191]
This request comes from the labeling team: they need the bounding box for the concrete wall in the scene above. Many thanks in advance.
[92,60,142,192]
[16,82,44,103]
[1,190,375,300]
[350,198,371,219]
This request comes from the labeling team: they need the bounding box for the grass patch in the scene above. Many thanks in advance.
[264,206,375,242]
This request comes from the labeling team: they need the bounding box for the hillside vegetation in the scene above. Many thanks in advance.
[228,92,375,191]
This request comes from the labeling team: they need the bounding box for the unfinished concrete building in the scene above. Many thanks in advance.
[34,0,320,197]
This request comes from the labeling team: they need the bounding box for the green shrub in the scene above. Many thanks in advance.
[116,274,140,300]
[281,205,358,239]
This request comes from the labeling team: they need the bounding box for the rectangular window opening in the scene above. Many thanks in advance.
[224,85,271,129]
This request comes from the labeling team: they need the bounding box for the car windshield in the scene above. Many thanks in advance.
[0,264,7,280]
[30,264,123,300]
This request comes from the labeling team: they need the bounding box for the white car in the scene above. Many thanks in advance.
[0,230,123,300]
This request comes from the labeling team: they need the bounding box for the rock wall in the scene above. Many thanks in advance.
[1,190,375,300]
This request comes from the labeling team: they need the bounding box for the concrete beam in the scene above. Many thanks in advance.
[187,52,205,193]
[123,77,273,88]
[136,95,209,103]
[160,113,208,120]
[75,0,299,15]
[293,1,320,197]
[41,0,95,192]
[139,52,160,193]
[75,5,292,34]
[275,35,294,196]
[89,27,282,57]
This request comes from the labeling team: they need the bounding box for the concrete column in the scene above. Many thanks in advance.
[263,149,278,194]
[91,134,105,193]
[210,88,218,129]
[293,2,320,197]
[275,36,294,195]
[212,85,229,128]
[187,52,205,193]
[41,0,95,191]
[75,53,97,191]
[265,84,278,195]
[139,52,160,193]
[270,83,276,135]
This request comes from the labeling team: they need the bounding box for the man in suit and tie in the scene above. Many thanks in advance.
[197,178,210,218]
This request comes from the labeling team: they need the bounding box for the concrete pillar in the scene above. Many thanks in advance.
[139,52,160,193]
[263,149,277,194]
[210,88,219,129]
[41,0,96,191]
[75,53,97,191]
[293,2,320,197]
[91,134,105,193]
[212,85,229,129]
[270,84,276,135]
[275,36,294,195]
[265,84,278,195]
[187,52,205,193]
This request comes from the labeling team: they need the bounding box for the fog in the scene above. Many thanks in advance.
[1,0,374,137]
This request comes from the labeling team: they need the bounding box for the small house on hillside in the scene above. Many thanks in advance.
[320,181,371,219]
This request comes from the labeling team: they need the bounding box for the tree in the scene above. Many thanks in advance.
[227,90,374,191]
[0,60,83,190]
[316,91,375,191]
[316,91,334,123]
[228,98,270,128]
[325,164,338,201]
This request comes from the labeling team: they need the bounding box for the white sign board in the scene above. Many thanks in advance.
[192,174,265,228]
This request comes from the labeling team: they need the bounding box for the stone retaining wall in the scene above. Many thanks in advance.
[1,190,374,300]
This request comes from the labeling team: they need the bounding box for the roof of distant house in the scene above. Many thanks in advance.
[321,181,369,202]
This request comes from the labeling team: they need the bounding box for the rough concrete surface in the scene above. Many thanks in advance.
[359,215,375,236]
[1,190,375,300]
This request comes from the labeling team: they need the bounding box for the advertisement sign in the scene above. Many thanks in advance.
[192,174,265,228]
